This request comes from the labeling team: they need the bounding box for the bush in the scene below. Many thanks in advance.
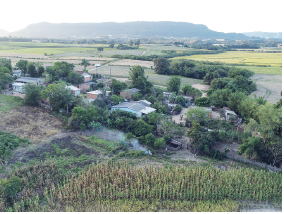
[154,137,166,149]
[145,133,156,146]
[0,176,22,198]
[194,97,211,107]
[125,132,135,140]
[173,104,182,114]
[209,150,227,161]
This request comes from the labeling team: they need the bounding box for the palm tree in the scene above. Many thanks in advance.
[80,58,90,70]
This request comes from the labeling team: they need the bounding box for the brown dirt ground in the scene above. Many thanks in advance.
[249,74,282,104]
[0,106,64,143]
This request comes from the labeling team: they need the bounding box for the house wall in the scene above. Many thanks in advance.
[79,84,90,90]
[111,107,141,117]
[87,93,99,99]
[84,76,93,82]
[13,85,23,93]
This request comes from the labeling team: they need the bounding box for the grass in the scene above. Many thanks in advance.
[0,94,23,112]
[233,65,282,75]
[172,51,282,67]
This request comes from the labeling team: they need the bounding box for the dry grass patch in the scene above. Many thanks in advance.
[0,106,64,143]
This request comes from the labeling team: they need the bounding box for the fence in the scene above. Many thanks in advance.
[226,154,282,172]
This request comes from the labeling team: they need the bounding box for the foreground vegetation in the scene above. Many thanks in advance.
[4,160,281,212]
[0,95,23,112]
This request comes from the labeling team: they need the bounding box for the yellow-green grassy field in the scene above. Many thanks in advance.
[172,51,282,67]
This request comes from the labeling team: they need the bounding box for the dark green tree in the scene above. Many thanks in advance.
[128,40,133,46]
[15,60,28,76]
[175,96,186,107]
[145,133,155,146]
[129,65,152,94]
[68,72,84,85]
[0,58,12,71]
[194,97,211,107]
[153,57,170,74]
[135,39,140,46]
[27,62,37,77]
[167,76,181,94]
[23,83,44,106]
[80,59,91,70]
[0,73,14,90]
[37,65,45,77]
[53,61,74,78]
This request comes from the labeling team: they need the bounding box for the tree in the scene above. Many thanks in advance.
[68,72,84,85]
[23,83,44,106]
[111,95,123,105]
[0,73,14,90]
[153,57,170,74]
[133,119,153,137]
[147,112,164,131]
[0,176,22,199]
[146,95,156,104]
[41,83,75,112]
[109,44,114,48]
[194,97,211,107]
[53,61,74,78]
[0,58,12,72]
[129,65,152,94]
[27,62,37,77]
[135,39,140,46]
[97,47,104,51]
[0,67,10,74]
[110,79,126,94]
[154,137,165,149]
[167,76,181,94]
[175,96,186,107]
[173,104,182,114]
[145,133,155,146]
[97,82,104,88]
[267,142,282,166]
[186,106,210,126]
[79,59,90,70]
[37,65,45,77]
[237,136,262,160]
[128,40,133,46]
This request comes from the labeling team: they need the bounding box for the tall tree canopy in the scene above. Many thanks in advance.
[80,59,90,70]
[53,61,74,78]
[167,76,181,94]
[129,65,152,94]
[153,57,170,75]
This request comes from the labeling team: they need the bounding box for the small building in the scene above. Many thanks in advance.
[82,72,93,82]
[12,83,25,93]
[120,88,140,99]
[78,81,96,91]
[111,100,156,117]
[225,109,237,121]
[66,85,80,96]
[15,77,43,85]
[87,90,102,100]
[12,70,22,77]
[163,92,172,100]
[167,103,177,111]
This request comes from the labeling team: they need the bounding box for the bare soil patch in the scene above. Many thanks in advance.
[191,84,210,91]
[0,106,64,143]
[249,74,282,104]
[109,59,154,68]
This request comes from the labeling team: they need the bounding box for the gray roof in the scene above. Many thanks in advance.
[83,81,96,85]
[15,77,42,83]
[138,100,151,107]
[122,88,140,94]
[112,102,150,112]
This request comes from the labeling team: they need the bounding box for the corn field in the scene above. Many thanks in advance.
[47,161,281,204]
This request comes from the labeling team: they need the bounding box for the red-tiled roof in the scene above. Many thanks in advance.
[74,71,84,75]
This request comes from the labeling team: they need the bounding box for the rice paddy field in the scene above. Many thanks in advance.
[172,51,282,67]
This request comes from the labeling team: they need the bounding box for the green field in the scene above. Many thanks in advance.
[233,65,282,75]
[0,94,23,112]
[93,65,203,87]
[172,51,282,67]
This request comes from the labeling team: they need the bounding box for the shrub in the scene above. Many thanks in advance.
[125,132,135,140]
[145,133,156,146]
[0,176,22,198]
[173,104,182,114]
[194,97,211,107]
[154,137,166,149]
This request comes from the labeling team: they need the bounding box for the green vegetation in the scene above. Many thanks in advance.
[0,129,30,159]
[0,94,23,112]
[172,51,282,67]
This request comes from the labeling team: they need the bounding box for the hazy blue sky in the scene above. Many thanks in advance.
[1,0,283,33]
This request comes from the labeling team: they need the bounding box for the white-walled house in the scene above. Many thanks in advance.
[111,100,156,117]
[66,85,81,96]
[12,83,25,93]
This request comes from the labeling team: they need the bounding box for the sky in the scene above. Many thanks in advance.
[0,0,283,33]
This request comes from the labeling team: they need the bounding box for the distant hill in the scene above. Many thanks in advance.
[8,21,250,40]
[0,28,9,37]
[243,31,282,39]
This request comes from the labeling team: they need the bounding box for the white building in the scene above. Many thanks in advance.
[66,85,80,96]
[12,83,25,93]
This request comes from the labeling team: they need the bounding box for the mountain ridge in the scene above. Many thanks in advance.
[8,21,250,40]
